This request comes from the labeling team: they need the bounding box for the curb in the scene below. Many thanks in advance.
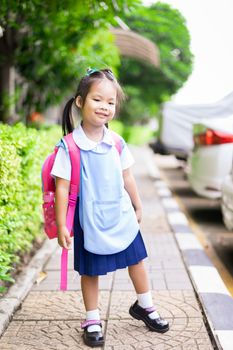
[0,238,57,336]
[147,149,233,350]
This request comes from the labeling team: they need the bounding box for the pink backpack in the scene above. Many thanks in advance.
[41,131,122,291]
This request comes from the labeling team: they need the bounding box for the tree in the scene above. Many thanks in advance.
[118,2,193,124]
[0,0,140,123]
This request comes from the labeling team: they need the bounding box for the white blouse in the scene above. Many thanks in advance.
[51,124,134,181]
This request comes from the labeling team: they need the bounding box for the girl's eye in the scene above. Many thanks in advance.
[93,99,100,102]
[109,102,115,105]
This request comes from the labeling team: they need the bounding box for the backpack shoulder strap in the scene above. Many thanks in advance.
[41,146,59,193]
[110,130,123,155]
[59,133,80,292]
[63,133,80,195]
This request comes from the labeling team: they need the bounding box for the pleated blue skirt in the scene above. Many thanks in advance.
[73,200,148,276]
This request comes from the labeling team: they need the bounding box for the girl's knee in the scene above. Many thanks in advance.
[128,260,145,274]
[81,275,99,282]
[82,274,98,277]
[129,260,144,269]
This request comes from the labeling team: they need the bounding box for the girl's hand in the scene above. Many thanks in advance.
[57,226,72,250]
[135,207,142,223]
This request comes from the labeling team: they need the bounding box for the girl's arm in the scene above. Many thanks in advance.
[123,167,142,223]
[55,177,72,249]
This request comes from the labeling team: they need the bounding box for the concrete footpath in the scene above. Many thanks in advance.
[0,146,231,349]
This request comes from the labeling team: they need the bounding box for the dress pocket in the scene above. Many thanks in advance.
[93,200,121,230]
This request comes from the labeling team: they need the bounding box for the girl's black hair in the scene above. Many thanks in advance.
[62,68,125,136]
[62,97,75,136]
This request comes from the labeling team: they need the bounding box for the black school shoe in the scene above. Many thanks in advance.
[129,301,169,333]
[81,320,104,347]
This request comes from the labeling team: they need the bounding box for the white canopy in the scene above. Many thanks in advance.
[161,91,233,155]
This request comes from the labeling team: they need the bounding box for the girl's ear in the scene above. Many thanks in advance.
[75,96,83,108]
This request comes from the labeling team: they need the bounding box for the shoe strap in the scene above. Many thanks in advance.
[145,306,156,313]
[81,320,102,329]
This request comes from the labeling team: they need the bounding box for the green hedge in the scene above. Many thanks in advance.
[0,123,61,292]
[109,120,154,145]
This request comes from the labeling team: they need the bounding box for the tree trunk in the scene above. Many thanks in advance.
[0,62,16,122]
[0,27,16,123]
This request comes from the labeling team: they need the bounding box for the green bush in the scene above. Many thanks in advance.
[110,120,154,145]
[0,123,61,292]
[109,120,124,135]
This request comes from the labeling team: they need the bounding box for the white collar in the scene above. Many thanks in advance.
[72,124,115,151]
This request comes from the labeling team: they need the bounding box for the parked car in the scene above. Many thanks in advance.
[150,92,233,160]
[187,116,233,199]
[221,161,233,231]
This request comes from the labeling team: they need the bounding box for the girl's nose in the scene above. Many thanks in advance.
[100,105,108,111]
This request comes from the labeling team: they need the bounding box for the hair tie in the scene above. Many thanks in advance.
[86,67,99,76]
[104,69,115,80]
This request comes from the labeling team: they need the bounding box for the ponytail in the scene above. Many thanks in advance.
[62,97,75,136]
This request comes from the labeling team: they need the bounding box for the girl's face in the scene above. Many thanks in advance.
[76,79,117,128]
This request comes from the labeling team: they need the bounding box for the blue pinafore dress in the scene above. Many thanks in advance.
[73,130,147,276]
[51,125,147,276]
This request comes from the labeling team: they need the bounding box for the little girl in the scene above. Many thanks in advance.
[51,68,169,347]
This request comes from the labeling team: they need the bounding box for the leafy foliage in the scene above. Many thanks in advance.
[0,0,140,120]
[0,123,61,292]
[110,119,154,145]
[118,2,193,124]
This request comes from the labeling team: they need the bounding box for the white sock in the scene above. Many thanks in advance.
[137,291,160,320]
[86,309,101,332]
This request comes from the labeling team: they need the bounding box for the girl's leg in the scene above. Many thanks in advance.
[128,260,150,293]
[81,275,105,346]
[81,275,100,329]
[128,260,169,332]
[81,275,99,310]
[128,260,154,309]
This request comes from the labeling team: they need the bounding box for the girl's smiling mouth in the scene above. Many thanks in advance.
[95,112,108,117]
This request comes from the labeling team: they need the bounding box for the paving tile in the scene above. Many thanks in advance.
[166,281,193,290]
[13,291,110,321]
[32,270,77,291]
[112,281,134,290]
[108,291,201,320]
[140,216,170,233]
[162,257,184,269]
[151,279,167,290]
[148,270,165,279]
[163,270,190,280]
[148,259,163,269]
[0,320,105,350]
[104,317,213,349]
[32,270,113,291]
